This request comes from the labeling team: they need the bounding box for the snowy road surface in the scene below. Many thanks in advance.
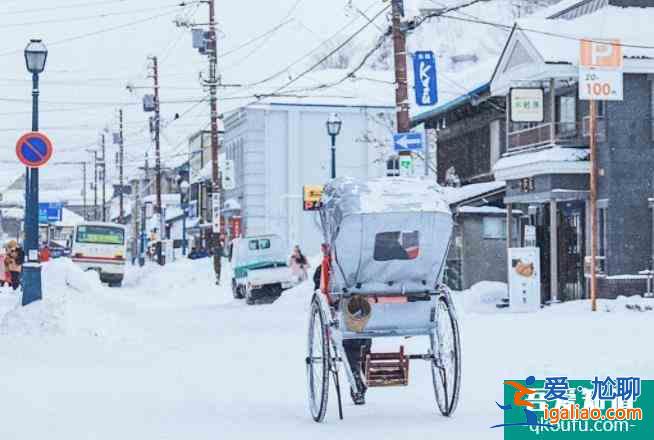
[1,259,652,440]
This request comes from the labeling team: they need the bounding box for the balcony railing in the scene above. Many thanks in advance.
[507,118,605,154]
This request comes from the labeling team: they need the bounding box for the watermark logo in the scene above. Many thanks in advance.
[494,377,652,438]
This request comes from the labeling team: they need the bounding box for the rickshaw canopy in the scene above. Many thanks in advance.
[320,178,453,295]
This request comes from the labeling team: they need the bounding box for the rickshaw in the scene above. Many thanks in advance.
[305,177,461,422]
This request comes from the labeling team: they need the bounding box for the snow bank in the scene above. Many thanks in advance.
[457,281,508,314]
[0,259,126,339]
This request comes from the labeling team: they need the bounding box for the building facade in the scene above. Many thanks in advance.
[221,101,394,253]
[491,3,654,299]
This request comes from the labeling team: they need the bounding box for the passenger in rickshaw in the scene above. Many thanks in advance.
[313,262,371,405]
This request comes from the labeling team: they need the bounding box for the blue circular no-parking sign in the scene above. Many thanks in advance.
[15,132,53,168]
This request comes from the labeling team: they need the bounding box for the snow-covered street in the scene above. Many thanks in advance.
[1,259,652,440]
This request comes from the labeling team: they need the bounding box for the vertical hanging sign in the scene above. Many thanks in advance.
[413,51,438,106]
[211,193,221,233]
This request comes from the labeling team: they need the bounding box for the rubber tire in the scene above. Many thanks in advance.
[232,279,244,299]
[245,288,255,305]
[306,295,330,422]
[431,294,462,417]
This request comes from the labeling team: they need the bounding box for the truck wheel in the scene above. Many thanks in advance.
[232,279,244,299]
[245,288,255,305]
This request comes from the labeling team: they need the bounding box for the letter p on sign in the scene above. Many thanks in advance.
[580,39,622,69]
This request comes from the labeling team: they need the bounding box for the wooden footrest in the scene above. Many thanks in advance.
[364,346,409,387]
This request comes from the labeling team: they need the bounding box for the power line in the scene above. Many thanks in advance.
[0,0,130,15]
[220,18,296,58]
[0,9,184,57]
[227,0,384,91]
[270,4,391,96]
[432,10,654,50]
[0,4,183,28]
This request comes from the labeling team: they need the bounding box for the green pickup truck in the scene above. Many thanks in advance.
[231,234,296,305]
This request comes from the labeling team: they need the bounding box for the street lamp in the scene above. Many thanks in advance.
[178,178,190,256]
[326,113,342,179]
[22,39,48,306]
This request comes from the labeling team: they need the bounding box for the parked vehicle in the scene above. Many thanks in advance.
[71,222,127,287]
[231,234,295,305]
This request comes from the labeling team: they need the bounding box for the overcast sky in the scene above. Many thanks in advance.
[0,0,389,187]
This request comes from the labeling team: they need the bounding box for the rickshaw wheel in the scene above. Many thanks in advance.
[306,295,330,422]
[430,294,461,417]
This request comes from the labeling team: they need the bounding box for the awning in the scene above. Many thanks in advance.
[223,198,241,212]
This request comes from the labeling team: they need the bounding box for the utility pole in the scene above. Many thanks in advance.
[118,108,125,224]
[82,161,87,220]
[101,133,107,222]
[148,55,164,265]
[208,0,222,283]
[391,0,413,177]
[89,150,99,220]
[391,0,410,134]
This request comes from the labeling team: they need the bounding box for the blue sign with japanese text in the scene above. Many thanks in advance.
[413,51,438,106]
[38,203,63,224]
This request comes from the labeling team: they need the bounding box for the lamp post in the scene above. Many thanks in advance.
[326,113,342,179]
[22,39,47,306]
[178,178,190,256]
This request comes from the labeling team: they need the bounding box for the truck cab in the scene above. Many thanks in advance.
[231,234,295,304]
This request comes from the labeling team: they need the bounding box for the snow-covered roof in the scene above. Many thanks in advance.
[494,147,590,181]
[412,58,498,124]
[457,206,522,215]
[517,7,654,66]
[442,181,506,205]
[142,193,183,207]
[192,161,213,184]
[322,177,450,218]
[51,208,84,228]
[528,0,592,19]
[1,207,23,220]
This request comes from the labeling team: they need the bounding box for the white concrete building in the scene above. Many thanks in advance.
[222,99,395,254]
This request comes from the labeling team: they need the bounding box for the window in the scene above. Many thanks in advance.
[558,96,576,134]
[483,217,506,240]
[373,231,420,261]
[386,156,400,177]
[76,225,125,245]
[490,120,501,166]
[248,238,271,251]
[598,207,608,258]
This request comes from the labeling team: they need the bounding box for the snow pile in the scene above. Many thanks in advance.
[0,259,128,339]
[605,295,654,313]
[457,281,508,314]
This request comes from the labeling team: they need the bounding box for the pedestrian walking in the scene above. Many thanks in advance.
[213,234,225,285]
[39,243,51,262]
[5,240,24,291]
[289,245,309,282]
[0,247,7,289]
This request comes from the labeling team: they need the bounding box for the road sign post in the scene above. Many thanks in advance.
[578,38,623,312]
[16,130,53,306]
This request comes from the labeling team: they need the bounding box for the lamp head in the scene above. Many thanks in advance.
[24,39,48,74]
[326,112,343,137]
